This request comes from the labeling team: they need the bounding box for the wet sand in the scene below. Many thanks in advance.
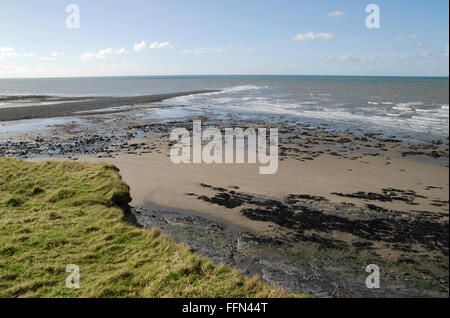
[79,151,448,225]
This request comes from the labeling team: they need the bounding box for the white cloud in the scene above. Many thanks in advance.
[149,42,171,49]
[416,42,432,48]
[382,41,433,51]
[115,48,128,55]
[80,48,128,60]
[380,43,422,51]
[182,48,223,54]
[41,52,64,61]
[133,41,147,52]
[394,34,419,41]
[293,32,334,41]
[0,47,20,59]
[325,52,449,71]
[133,41,171,52]
[325,54,360,63]
[1,47,37,59]
[445,44,449,57]
[338,55,359,62]
[327,10,345,17]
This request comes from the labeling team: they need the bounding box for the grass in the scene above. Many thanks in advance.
[0,158,292,298]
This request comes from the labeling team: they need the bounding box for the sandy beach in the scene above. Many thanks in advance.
[3,95,447,297]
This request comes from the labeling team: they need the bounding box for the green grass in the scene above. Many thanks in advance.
[0,158,292,298]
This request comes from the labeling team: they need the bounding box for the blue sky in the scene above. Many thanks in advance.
[0,0,448,78]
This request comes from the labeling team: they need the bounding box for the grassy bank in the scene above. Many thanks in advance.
[0,158,288,297]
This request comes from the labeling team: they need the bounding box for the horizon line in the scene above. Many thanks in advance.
[1,74,449,80]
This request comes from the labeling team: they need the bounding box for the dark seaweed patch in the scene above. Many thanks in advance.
[191,185,449,254]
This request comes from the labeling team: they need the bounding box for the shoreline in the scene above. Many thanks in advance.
[0,90,219,122]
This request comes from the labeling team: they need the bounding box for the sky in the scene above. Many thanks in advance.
[0,0,449,78]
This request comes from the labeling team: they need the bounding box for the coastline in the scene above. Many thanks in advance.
[0,90,219,122]
[5,101,446,297]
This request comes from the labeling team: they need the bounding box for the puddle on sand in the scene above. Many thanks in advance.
[132,106,198,122]
[74,105,133,114]
[0,117,85,136]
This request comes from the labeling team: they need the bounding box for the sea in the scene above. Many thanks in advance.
[0,75,448,141]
